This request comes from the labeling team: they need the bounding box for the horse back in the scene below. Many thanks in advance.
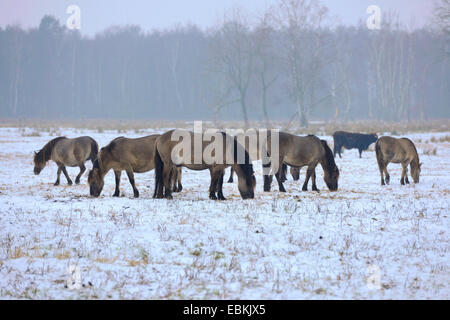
[279,133,324,167]
[376,136,417,163]
[53,136,94,166]
[102,134,159,172]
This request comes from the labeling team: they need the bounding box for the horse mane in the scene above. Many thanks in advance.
[34,136,67,164]
[320,140,337,172]
[403,138,420,165]
[228,133,254,186]
[101,136,123,154]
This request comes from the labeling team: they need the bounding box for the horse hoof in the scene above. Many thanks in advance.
[67,181,73,186]
[54,182,60,186]
[113,192,120,197]
[134,192,139,198]
[75,179,80,185]
[302,187,308,191]
[165,195,173,200]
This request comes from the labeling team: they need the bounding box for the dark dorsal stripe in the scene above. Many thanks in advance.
[93,158,100,169]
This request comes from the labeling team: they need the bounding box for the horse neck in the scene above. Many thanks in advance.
[41,142,56,162]
[411,153,420,168]
[97,151,111,178]
[232,163,251,181]
[319,153,335,175]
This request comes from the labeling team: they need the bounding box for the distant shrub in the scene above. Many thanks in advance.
[423,147,437,156]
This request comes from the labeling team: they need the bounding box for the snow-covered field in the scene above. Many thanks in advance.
[0,127,449,299]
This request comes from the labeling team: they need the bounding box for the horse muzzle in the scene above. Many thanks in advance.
[240,192,254,200]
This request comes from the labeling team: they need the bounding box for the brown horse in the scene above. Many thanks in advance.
[88,135,182,197]
[34,136,98,185]
[153,130,256,200]
[375,136,422,185]
[263,133,339,192]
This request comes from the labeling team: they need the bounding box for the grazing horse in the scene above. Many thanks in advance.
[33,136,98,185]
[375,136,422,185]
[88,135,182,198]
[153,130,256,200]
[263,133,339,192]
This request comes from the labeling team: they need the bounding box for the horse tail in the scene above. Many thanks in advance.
[153,145,164,198]
[375,140,383,168]
[89,138,99,163]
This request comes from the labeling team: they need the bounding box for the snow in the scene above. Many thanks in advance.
[0,127,449,299]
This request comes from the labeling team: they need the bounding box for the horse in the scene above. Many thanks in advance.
[375,136,422,185]
[33,136,98,186]
[153,129,256,200]
[88,134,182,198]
[263,133,339,192]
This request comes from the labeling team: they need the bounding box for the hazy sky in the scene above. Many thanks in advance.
[0,0,435,35]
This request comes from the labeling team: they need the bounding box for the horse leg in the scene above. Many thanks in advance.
[125,168,139,198]
[177,168,183,192]
[54,166,62,186]
[405,165,410,184]
[209,169,219,200]
[113,170,121,197]
[334,143,342,158]
[358,148,363,158]
[171,167,178,192]
[75,163,86,184]
[275,169,286,192]
[227,167,234,183]
[302,168,312,191]
[162,165,173,199]
[378,164,385,186]
[217,171,226,200]
[311,168,319,192]
[61,166,73,185]
[263,162,272,192]
[280,163,287,182]
[384,165,390,185]
[400,162,408,185]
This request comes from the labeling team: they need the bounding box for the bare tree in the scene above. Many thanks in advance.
[432,0,450,34]
[368,12,415,120]
[253,14,280,128]
[272,0,329,127]
[210,9,256,127]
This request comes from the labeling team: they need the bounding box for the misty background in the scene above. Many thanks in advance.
[0,0,448,127]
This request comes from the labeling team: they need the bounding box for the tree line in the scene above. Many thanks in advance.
[0,0,448,127]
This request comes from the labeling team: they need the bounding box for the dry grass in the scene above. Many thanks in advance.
[0,118,449,134]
